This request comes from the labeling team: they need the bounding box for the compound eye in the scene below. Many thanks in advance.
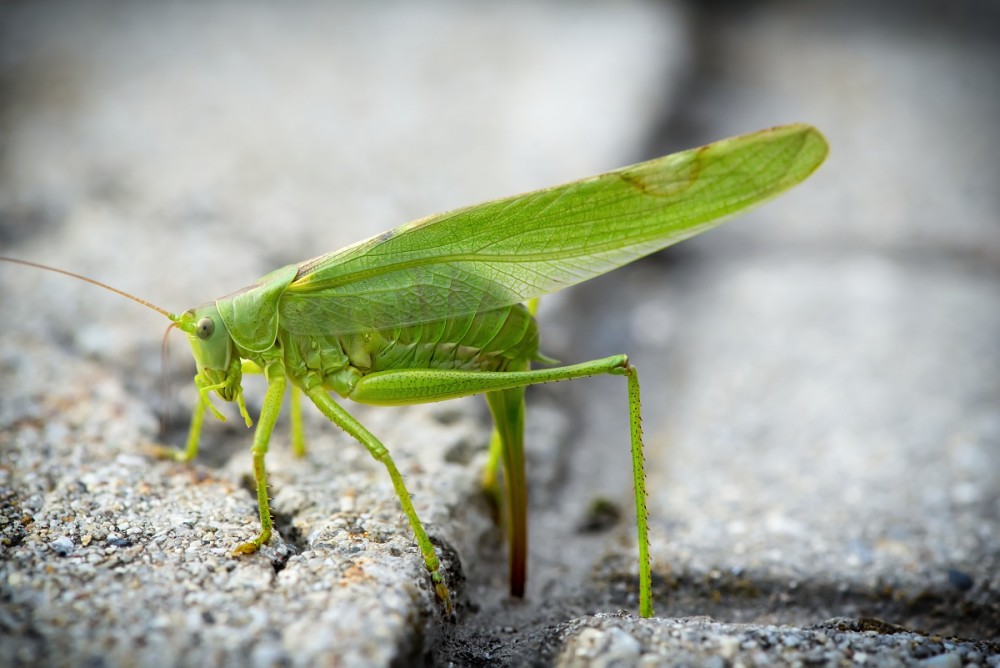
[196,317,215,340]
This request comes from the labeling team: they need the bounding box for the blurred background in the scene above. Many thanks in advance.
[1,1,997,665]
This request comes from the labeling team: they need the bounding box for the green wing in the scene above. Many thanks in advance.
[280,123,828,335]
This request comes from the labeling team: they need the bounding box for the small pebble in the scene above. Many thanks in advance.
[50,536,75,556]
[920,654,961,668]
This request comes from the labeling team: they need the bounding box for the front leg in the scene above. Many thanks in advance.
[232,359,287,555]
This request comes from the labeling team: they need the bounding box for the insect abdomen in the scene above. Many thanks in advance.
[367,303,540,374]
[280,303,541,397]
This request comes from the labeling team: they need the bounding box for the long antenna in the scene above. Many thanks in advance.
[0,256,174,319]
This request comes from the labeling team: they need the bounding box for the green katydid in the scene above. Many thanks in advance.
[1,123,828,618]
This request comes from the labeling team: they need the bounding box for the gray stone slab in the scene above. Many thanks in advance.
[553,615,997,668]
[647,1,999,634]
